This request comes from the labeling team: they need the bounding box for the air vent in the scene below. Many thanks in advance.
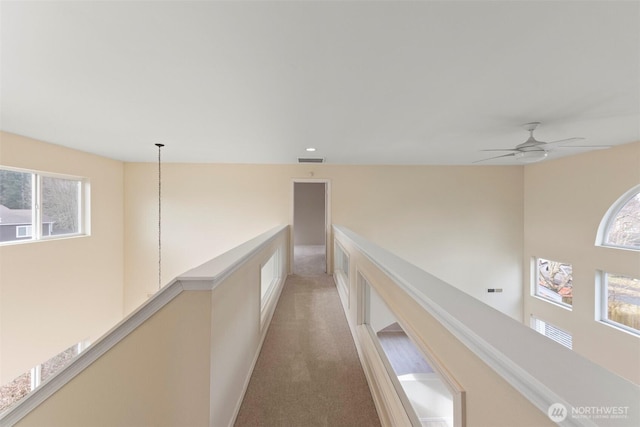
[297,157,325,163]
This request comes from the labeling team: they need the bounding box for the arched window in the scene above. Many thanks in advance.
[597,185,640,250]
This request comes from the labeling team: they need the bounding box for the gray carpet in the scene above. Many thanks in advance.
[235,272,381,426]
[293,245,327,276]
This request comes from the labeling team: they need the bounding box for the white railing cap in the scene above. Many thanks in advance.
[178,225,288,289]
[334,225,639,427]
[0,225,289,426]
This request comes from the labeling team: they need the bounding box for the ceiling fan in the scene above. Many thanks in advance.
[474,122,609,164]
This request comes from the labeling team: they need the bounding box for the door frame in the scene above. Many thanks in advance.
[290,178,331,275]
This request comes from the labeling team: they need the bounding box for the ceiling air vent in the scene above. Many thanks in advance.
[297,157,325,163]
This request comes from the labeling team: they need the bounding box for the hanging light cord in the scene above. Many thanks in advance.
[155,143,164,290]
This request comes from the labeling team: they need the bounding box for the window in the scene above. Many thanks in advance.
[334,242,350,304]
[599,273,640,335]
[41,176,81,236]
[260,249,280,310]
[363,277,456,426]
[15,225,32,238]
[598,186,640,250]
[0,340,89,413]
[534,257,573,308]
[530,316,573,349]
[260,249,282,329]
[335,243,349,279]
[0,167,88,244]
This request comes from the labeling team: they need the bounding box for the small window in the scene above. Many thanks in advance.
[260,249,281,329]
[598,186,640,250]
[260,250,280,310]
[16,225,33,238]
[0,167,88,244]
[334,242,350,304]
[600,273,640,335]
[364,278,456,426]
[535,258,573,308]
[530,316,573,349]
[335,244,349,279]
[0,169,34,243]
[41,176,81,237]
[0,340,89,412]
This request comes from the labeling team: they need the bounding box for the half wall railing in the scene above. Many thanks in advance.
[333,225,639,427]
[0,225,289,427]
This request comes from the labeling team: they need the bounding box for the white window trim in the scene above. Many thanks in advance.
[15,225,33,238]
[29,365,41,392]
[597,271,640,337]
[260,250,278,308]
[532,257,573,310]
[260,248,282,331]
[334,241,350,307]
[595,184,640,251]
[0,167,90,245]
[25,339,91,392]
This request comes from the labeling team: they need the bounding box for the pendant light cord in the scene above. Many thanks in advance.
[155,143,164,290]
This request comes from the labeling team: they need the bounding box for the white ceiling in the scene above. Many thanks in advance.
[1,0,638,165]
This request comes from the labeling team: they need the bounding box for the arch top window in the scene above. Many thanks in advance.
[597,185,640,251]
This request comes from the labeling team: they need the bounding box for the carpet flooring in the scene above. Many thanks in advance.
[293,245,327,276]
[235,270,381,426]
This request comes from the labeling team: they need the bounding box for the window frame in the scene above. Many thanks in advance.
[260,249,280,310]
[597,271,640,336]
[259,248,282,329]
[0,339,90,412]
[0,166,90,245]
[333,241,350,307]
[15,225,33,239]
[532,257,573,310]
[596,184,640,251]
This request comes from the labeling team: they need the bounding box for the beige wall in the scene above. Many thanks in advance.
[123,163,292,313]
[124,163,524,319]
[0,132,124,384]
[523,141,640,383]
[330,165,524,320]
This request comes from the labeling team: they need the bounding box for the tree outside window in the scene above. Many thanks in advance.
[604,192,640,250]
[604,273,640,334]
[536,258,573,307]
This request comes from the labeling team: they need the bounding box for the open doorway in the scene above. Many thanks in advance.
[292,181,329,275]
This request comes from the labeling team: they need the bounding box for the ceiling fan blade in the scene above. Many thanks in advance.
[553,145,611,150]
[543,137,585,147]
[473,153,516,163]
[480,148,521,152]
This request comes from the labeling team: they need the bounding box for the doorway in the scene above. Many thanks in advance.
[292,181,329,275]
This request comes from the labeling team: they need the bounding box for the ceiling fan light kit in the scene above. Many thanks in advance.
[515,150,547,163]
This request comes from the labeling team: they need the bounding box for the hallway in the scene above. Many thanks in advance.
[235,248,380,426]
